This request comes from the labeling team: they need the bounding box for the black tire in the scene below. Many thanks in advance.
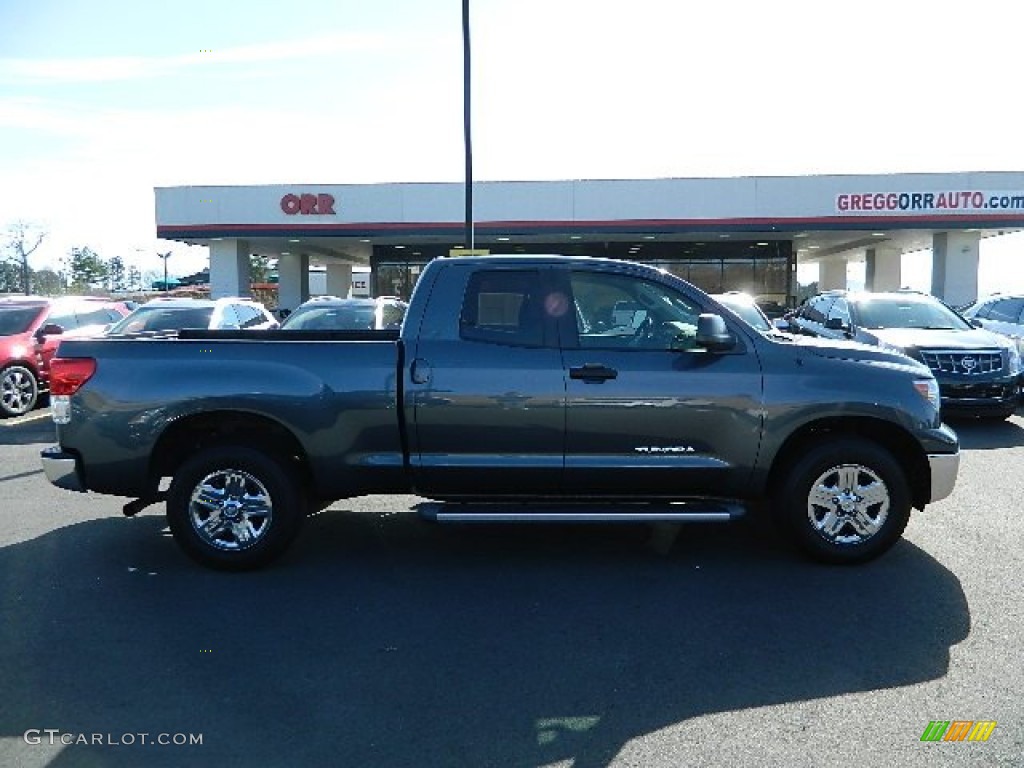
[773,437,911,565]
[167,445,305,571]
[0,364,39,418]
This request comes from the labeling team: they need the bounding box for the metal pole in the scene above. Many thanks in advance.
[462,0,474,250]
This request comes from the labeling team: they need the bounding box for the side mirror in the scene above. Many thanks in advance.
[695,313,735,352]
[34,323,65,342]
[824,317,847,331]
[969,318,984,329]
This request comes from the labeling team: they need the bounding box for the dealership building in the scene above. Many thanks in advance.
[154,171,1024,312]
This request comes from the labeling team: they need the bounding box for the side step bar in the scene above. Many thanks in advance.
[418,501,745,524]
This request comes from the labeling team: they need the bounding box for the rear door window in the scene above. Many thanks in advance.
[459,270,547,347]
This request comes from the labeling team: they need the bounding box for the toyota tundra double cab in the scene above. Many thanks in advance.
[41,256,960,570]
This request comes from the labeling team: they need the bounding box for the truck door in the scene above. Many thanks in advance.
[407,264,566,496]
[558,266,764,497]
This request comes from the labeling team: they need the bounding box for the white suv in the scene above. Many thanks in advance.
[961,294,1024,354]
[107,297,279,334]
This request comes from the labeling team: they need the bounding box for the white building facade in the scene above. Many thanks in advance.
[155,172,1024,312]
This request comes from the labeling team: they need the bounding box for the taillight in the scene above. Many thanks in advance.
[50,357,97,396]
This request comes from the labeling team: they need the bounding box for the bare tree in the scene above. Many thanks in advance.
[4,220,47,295]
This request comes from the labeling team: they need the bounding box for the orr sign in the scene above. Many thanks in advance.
[280,192,336,216]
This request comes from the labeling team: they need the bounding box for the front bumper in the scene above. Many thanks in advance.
[927,451,960,503]
[40,445,86,492]
[939,374,1023,413]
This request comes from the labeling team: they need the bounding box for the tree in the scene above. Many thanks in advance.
[33,269,64,296]
[66,246,109,291]
[127,265,142,292]
[107,256,127,292]
[250,254,272,284]
[3,220,47,294]
[0,261,22,293]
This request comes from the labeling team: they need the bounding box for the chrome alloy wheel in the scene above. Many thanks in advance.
[806,463,890,546]
[1,366,37,416]
[188,469,274,551]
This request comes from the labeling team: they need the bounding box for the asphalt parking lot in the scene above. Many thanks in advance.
[1,410,1021,767]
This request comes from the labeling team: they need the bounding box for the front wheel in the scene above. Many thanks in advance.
[1,364,39,418]
[773,438,911,564]
[167,445,305,570]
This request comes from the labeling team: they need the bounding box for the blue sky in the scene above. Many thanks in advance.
[3,0,1024,291]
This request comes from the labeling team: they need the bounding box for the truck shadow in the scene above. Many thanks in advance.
[943,413,1024,450]
[0,509,969,767]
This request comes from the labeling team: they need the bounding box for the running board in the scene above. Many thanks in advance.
[418,501,745,524]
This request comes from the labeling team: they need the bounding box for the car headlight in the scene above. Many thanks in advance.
[878,341,908,357]
[913,377,941,410]
[1008,344,1022,376]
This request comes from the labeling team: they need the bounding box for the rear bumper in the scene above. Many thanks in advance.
[40,445,86,492]
[927,451,960,503]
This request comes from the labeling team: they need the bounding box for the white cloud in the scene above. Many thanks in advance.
[0,32,391,84]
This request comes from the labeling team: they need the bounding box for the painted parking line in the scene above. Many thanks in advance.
[0,410,52,428]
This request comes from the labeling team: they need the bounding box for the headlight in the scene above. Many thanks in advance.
[1008,344,1022,376]
[879,341,908,357]
[913,377,941,410]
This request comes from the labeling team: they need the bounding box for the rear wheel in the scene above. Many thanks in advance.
[0,364,39,418]
[167,445,305,570]
[774,437,911,564]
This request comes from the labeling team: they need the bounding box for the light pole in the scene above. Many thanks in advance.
[158,251,172,291]
[462,0,474,250]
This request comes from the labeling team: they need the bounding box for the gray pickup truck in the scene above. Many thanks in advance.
[41,255,960,570]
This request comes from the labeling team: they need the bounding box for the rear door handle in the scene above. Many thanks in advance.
[569,364,618,382]
[410,358,432,384]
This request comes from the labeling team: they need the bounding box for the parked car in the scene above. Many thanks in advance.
[786,289,1023,419]
[0,296,131,417]
[106,297,278,334]
[280,296,408,331]
[711,292,775,333]
[753,295,790,320]
[959,294,1024,354]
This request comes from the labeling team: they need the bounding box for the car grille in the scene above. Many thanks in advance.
[919,349,1003,376]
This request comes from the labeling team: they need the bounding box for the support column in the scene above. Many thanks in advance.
[819,258,848,291]
[865,247,903,291]
[209,239,251,298]
[326,263,353,298]
[277,253,310,314]
[931,231,980,307]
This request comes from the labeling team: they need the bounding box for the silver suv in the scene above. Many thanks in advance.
[107,297,279,334]
[960,294,1024,354]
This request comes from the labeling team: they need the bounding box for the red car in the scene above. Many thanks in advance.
[0,296,132,417]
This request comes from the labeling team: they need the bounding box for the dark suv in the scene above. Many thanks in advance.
[1,296,131,417]
[785,290,1023,419]
[280,296,408,331]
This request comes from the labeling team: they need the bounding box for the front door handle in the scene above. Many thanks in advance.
[410,358,432,384]
[569,364,618,382]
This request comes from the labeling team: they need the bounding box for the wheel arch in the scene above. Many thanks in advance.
[767,417,931,510]
[150,410,313,495]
